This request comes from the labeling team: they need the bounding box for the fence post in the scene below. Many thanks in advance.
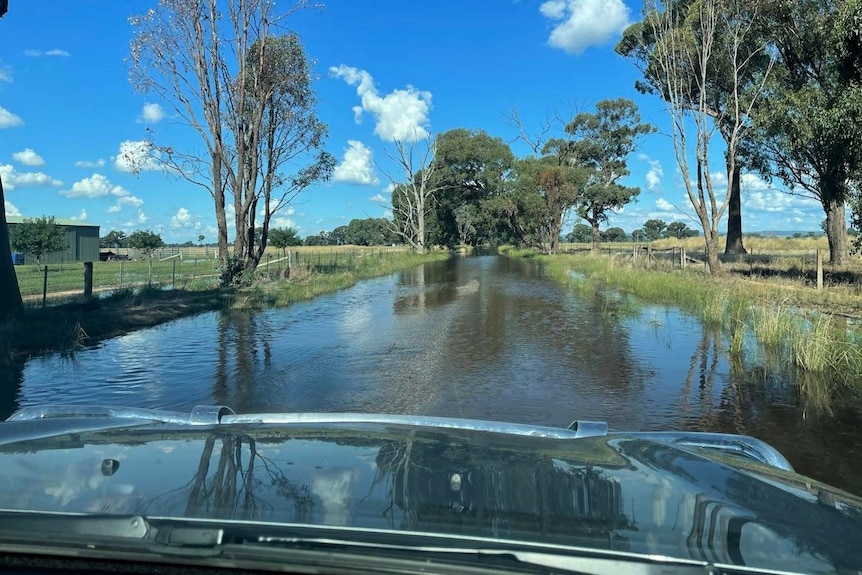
[84,261,93,297]
[681,247,686,270]
[42,265,48,309]
[172,259,177,287]
[816,249,823,290]
[120,259,124,289]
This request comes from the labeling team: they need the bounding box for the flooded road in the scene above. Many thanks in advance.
[3,255,861,494]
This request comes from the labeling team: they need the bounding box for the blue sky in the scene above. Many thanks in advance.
[0,0,823,243]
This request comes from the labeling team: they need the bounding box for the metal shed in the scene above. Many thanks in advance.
[6,216,100,265]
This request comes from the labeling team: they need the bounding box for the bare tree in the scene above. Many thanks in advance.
[129,0,332,274]
[381,138,442,254]
[640,0,771,273]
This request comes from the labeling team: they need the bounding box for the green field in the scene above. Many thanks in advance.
[13,246,423,304]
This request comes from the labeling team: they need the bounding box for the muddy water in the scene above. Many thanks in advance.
[4,255,861,494]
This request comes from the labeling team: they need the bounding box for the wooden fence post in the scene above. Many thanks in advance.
[681,247,686,270]
[83,262,93,297]
[42,265,48,309]
[816,249,823,290]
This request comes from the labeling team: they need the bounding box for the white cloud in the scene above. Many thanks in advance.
[171,207,194,228]
[271,216,297,229]
[138,103,165,124]
[368,193,387,203]
[24,49,70,57]
[12,148,44,167]
[0,164,62,190]
[540,0,630,55]
[61,173,129,198]
[655,198,675,211]
[74,158,105,168]
[646,160,663,191]
[330,65,432,141]
[0,105,23,129]
[333,140,379,185]
[113,140,163,173]
[0,68,11,83]
[740,172,770,192]
[4,201,20,217]
[70,209,87,222]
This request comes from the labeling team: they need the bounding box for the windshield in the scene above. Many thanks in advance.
[0,1,862,574]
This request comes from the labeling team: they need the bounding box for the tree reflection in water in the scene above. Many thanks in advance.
[372,435,633,548]
[142,433,314,522]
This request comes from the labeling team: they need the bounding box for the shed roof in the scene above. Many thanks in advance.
[5,216,99,228]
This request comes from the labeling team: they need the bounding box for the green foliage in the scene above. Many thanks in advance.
[566,98,653,249]
[642,219,667,241]
[567,223,592,243]
[344,218,397,246]
[500,157,587,253]
[100,230,126,249]
[666,221,699,239]
[428,129,515,246]
[125,230,164,256]
[218,254,249,288]
[601,227,628,242]
[268,227,302,255]
[9,216,69,264]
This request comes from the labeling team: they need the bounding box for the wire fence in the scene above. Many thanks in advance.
[15,247,410,308]
[567,243,860,289]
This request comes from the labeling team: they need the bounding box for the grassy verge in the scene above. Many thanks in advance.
[502,248,862,395]
[232,249,449,309]
[1,249,449,364]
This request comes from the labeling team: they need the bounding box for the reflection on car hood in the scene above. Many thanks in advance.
[0,406,859,575]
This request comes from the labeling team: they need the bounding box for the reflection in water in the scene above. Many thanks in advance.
[0,428,858,572]
[4,255,862,495]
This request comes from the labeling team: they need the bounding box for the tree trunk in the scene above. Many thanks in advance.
[724,162,746,255]
[824,196,847,266]
[589,218,601,253]
[416,202,425,254]
[0,176,23,320]
[705,232,721,274]
[213,152,229,263]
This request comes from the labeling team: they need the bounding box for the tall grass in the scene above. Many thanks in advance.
[512,251,862,394]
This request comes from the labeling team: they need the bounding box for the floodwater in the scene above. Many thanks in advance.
[2,255,861,494]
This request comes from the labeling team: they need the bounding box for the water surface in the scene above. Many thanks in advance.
[4,255,861,494]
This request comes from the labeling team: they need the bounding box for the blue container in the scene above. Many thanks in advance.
[11,253,23,265]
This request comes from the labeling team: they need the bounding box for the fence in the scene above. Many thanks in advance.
[16,257,221,308]
[573,243,846,290]
[16,247,409,307]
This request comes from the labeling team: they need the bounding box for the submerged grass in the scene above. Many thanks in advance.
[1,250,448,365]
[232,250,449,310]
[507,249,862,395]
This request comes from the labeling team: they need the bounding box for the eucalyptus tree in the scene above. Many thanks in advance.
[617,0,773,258]
[565,98,654,252]
[747,0,862,265]
[385,137,441,254]
[129,0,333,277]
[429,129,514,246]
[617,0,772,272]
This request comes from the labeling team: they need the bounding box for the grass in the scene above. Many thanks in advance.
[233,249,449,309]
[504,249,862,397]
[1,248,449,364]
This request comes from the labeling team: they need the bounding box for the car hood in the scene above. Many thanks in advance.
[0,407,859,574]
